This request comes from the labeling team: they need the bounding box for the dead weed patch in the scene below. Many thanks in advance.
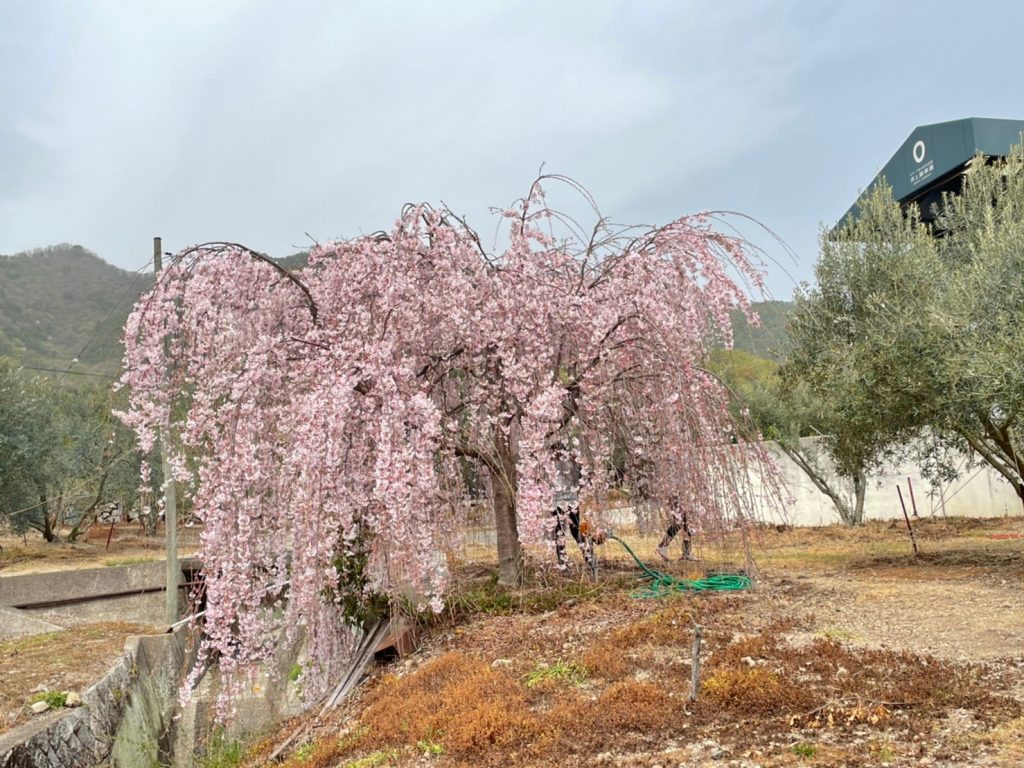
[698,628,1019,728]
[355,652,538,760]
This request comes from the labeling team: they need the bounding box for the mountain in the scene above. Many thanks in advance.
[0,245,312,379]
[730,300,793,362]
[0,245,153,376]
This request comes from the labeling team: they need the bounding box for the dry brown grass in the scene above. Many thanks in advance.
[251,516,1024,767]
[0,525,202,575]
[354,653,538,763]
[308,651,686,766]
[695,626,1018,730]
[702,667,793,712]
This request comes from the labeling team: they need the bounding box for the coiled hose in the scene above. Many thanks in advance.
[606,534,752,599]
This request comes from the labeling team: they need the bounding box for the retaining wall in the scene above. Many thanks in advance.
[0,560,196,632]
[757,438,1021,526]
[0,626,194,768]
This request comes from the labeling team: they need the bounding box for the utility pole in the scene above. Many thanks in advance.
[154,236,180,623]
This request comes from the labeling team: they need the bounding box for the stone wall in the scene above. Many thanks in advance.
[0,645,134,767]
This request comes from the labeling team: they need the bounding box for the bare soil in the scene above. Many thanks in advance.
[0,622,154,734]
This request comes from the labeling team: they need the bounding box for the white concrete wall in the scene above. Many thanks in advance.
[758,437,1021,526]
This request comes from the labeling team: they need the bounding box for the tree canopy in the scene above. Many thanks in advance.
[784,147,1024,511]
[0,358,141,539]
[118,178,778,711]
[710,348,871,524]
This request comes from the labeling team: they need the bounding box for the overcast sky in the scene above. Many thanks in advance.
[2,1,1023,298]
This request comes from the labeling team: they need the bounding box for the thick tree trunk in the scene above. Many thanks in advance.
[489,448,522,586]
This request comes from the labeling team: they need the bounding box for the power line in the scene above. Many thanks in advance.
[17,365,116,379]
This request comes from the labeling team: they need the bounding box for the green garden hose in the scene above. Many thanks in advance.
[606,534,752,599]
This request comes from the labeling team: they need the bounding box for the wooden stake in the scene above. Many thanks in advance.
[907,477,920,518]
[690,623,703,701]
[896,486,919,556]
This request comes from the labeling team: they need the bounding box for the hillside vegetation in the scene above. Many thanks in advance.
[0,245,152,375]
[730,300,793,361]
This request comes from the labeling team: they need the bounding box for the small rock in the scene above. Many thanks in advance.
[30,701,50,714]
[491,658,512,668]
[31,684,48,693]
[835,666,849,678]
[741,656,757,667]
[64,691,82,707]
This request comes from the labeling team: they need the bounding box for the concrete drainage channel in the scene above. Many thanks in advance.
[0,561,411,767]
[0,561,192,767]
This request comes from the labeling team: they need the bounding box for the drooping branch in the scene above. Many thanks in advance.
[179,241,320,326]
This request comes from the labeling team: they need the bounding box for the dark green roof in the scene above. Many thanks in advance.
[838,117,1024,228]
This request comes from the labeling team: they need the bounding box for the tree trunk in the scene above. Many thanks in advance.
[960,429,1024,513]
[778,442,863,526]
[40,494,56,543]
[490,449,522,586]
[851,468,866,525]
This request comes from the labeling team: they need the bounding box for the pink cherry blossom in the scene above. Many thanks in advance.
[117,177,779,717]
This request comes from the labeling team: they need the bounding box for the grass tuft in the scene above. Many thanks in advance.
[28,690,67,709]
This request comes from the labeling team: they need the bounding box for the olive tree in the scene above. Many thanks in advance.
[785,147,1024,510]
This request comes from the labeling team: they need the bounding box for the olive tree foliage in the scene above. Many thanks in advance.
[711,349,871,525]
[0,358,141,541]
[0,359,60,539]
[784,147,1024,510]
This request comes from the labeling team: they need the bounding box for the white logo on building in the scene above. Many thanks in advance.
[912,140,926,164]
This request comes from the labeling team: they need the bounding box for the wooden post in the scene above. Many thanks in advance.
[154,237,180,624]
[689,623,703,701]
[896,486,919,556]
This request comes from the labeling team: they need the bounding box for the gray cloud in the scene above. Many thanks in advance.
[3,1,1024,298]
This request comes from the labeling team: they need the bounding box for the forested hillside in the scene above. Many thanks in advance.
[0,245,152,375]
[730,300,793,361]
[0,245,792,376]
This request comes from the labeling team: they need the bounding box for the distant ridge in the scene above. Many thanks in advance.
[730,300,793,362]
[0,244,153,375]
[0,245,311,377]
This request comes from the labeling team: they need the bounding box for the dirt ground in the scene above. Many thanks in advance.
[0,622,154,734]
[0,523,197,736]
[0,522,201,575]
[238,517,1024,768]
